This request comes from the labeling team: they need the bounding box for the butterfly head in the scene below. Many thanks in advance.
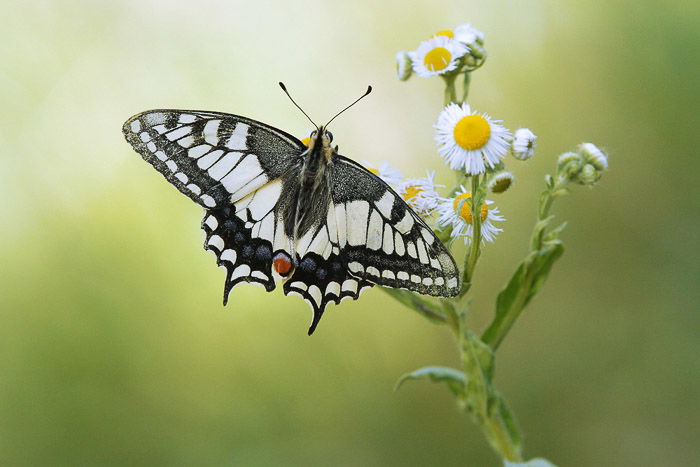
[307,127,337,162]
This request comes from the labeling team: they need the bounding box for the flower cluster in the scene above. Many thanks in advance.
[557,142,608,185]
[389,20,609,467]
[377,21,608,248]
[396,23,487,80]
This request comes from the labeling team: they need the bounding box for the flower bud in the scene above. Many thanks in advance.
[512,128,537,160]
[578,142,608,171]
[557,151,583,178]
[488,171,514,193]
[575,163,602,185]
[453,23,485,46]
[395,51,413,81]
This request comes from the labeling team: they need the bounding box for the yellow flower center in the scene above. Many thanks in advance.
[423,47,452,72]
[368,168,379,175]
[434,29,454,38]
[453,115,491,150]
[402,185,423,202]
[453,192,488,224]
[300,136,310,146]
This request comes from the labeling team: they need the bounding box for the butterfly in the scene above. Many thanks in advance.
[122,84,460,334]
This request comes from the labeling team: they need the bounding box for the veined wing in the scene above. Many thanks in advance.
[122,109,305,208]
[331,156,460,295]
[283,155,460,334]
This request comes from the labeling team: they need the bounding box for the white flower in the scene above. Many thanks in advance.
[437,186,504,244]
[395,51,413,81]
[362,160,404,186]
[397,171,442,217]
[512,128,537,160]
[578,142,608,170]
[453,23,484,46]
[409,36,468,78]
[434,103,511,174]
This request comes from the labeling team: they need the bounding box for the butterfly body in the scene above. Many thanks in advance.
[123,108,460,334]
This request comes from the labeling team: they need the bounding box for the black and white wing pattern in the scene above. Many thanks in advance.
[124,109,460,335]
[283,156,460,333]
[123,109,302,301]
[123,109,304,208]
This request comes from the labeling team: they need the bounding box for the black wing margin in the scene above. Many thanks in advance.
[282,155,461,335]
[122,109,305,208]
[331,156,460,296]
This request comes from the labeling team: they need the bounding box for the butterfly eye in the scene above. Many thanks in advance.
[326,131,334,142]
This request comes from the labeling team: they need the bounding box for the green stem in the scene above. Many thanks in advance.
[462,71,471,103]
[484,415,523,462]
[443,73,458,106]
[458,175,483,298]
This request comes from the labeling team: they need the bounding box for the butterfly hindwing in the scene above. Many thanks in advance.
[280,157,460,333]
[282,212,374,334]
[331,156,460,296]
[122,110,305,209]
[202,206,276,300]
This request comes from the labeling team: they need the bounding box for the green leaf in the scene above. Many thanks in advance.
[395,366,466,396]
[526,242,564,308]
[530,215,555,250]
[380,287,446,324]
[482,242,565,349]
[543,221,568,242]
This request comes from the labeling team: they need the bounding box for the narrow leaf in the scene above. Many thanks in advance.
[395,366,466,396]
[504,458,557,467]
[524,242,564,308]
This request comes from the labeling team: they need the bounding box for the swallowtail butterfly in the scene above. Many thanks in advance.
[122,85,460,334]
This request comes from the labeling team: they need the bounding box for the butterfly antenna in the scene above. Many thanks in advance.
[278,82,318,129]
[324,85,373,128]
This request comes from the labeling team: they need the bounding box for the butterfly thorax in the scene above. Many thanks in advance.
[300,127,335,186]
[286,128,335,243]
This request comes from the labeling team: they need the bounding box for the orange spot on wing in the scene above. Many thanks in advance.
[273,256,293,276]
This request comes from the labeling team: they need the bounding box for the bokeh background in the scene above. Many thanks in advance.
[1,1,698,465]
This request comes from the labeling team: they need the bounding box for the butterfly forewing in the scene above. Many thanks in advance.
[122,110,305,208]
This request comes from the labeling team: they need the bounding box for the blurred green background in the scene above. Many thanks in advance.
[1,1,698,465]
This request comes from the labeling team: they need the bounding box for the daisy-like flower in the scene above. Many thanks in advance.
[362,160,404,187]
[396,171,442,217]
[512,128,537,160]
[409,36,468,78]
[396,51,413,81]
[453,23,485,46]
[435,103,511,174]
[437,186,504,244]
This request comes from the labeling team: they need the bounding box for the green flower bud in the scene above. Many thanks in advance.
[488,171,515,193]
[575,163,602,185]
[395,51,413,81]
[578,142,608,171]
[557,151,583,179]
